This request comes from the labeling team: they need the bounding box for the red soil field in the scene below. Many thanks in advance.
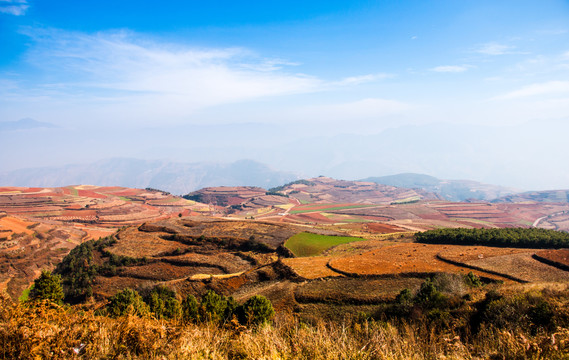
[327,243,512,281]
[22,188,43,193]
[281,257,342,279]
[535,249,569,268]
[366,223,405,233]
[77,190,107,199]
[292,203,361,212]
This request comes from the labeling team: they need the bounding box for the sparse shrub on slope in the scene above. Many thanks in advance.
[181,294,200,323]
[146,285,181,320]
[199,290,228,323]
[107,288,149,317]
[28,270,64,304]
[465,271,482,288]
[240,295,275,325]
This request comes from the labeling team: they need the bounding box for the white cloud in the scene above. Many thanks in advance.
[13,29,326,114]
[430,65,472,73]
[0,0,28,16]
[475,42,517,55]
[494,81,569,100]
[4,28,395,126]
[334,73,393,86]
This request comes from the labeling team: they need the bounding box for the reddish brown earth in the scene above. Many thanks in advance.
[0,186,214,300]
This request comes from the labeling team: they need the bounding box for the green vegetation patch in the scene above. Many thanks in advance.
[290,204,376,214]
[415,227,569,248]
[284,232,363,257]
[18,284,34,302]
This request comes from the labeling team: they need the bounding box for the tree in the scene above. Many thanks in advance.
[29,270,64,304]
[240,295,275,325]
[200,290,227,323]
[182,294,200,323]
[147,285,181,320]
[107,288,149,317]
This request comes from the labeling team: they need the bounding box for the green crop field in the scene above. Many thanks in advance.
[284,232,363,257]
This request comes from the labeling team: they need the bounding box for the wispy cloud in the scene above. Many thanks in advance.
[13,29,324,113]
[494,81,569,100]
[0,0,28,16]
[3,28,391,125]
[334,73,393,86]
[430,65,472,73]
[474,42,518,55]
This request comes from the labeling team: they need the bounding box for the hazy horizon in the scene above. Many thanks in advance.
[1,1,568,190]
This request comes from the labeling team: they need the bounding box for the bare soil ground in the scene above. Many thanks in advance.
[280,257,342,279]
[462,253,569,283]
[327,243,522,282]
[535,249,569,268]
[295,277,426,304]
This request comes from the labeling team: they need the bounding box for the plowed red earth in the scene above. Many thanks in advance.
[328,243,522,281]
[535,249,569,267]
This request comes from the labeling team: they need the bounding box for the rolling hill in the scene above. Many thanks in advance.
[362,173,519,201]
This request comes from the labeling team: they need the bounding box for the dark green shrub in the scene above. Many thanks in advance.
[29,270,64,304]
[414,279,447,309]
[107,288,149,317]
[182,294,200,323]
[199,290,227,322]
[465,272,482,287]
[147,285,181,320]
[240,295,275,325]
[396,288,413,305]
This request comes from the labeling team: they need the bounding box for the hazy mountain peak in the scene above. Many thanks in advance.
[0,118,58,131]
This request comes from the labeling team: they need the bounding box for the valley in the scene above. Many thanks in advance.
[1,177,568,314]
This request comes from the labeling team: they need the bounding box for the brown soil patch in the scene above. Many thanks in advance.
[463,253,569,283]
[119,262,224,281]
[295,277,426,304]
[110,227,179,258]
[0,215,35,238]
[160,252,252,273]
[328,243,508,280]
[281,257,342,279]
[439,246,532,262]
[535,249,569,267]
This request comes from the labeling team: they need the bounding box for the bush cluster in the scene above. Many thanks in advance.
[377,273,568,339]
[106,287,274,326]
[54,236,146,303]
[415,227,569,248]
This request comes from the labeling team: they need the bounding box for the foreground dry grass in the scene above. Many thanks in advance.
[2,296,569,360]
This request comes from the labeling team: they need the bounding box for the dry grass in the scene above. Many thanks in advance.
[2,295,569,359]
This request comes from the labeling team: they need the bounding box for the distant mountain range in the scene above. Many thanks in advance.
[3,158,569,203]
[0,158,298,195]
[493,190,569,203]
[0,118,58,131]
[362,173,519,202]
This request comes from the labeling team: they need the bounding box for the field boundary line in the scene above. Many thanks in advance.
[325,259,438,279]
[435,253,529,283]
[532,253,569,272]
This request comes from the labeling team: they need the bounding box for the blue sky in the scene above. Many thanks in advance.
[1,1,569,188]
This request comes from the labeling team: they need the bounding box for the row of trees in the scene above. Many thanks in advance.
[27,271,274,326]
[415,227,569,248]
[106,287,274,325]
